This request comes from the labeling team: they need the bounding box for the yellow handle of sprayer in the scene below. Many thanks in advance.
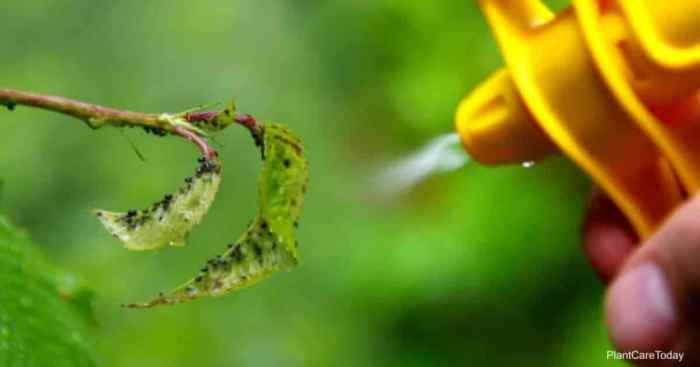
[456,0,700,239]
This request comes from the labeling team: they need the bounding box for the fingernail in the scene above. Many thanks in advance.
[606,262,676,351]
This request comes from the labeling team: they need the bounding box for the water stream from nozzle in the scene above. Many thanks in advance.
[374,133,469,198]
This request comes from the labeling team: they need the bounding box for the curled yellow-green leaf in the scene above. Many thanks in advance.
[93,157,222,251]
[126,123,308,308]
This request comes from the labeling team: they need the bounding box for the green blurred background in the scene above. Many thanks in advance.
[0,0,625,366]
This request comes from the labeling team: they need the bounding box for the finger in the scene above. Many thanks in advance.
[605,195,700,359]
[582,188,638,283]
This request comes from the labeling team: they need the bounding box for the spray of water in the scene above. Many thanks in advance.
[374,133,470,198]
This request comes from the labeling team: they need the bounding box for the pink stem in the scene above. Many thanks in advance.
[184,111,217,122]
[172,126,217,159]
[185,111,258,131]
[185,110,262,148]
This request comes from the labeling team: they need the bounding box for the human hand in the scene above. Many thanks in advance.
[583,189,700,365]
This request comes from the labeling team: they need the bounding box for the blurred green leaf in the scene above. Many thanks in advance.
[0,212,96,367]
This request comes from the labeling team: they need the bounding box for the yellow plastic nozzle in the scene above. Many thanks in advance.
[455,69,557,164]
[456,0,700,238]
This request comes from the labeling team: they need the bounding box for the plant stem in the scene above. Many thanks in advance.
[172,126,217,159]
[185,110,263,147]
[0,88,261,157]
[0,88,161,129]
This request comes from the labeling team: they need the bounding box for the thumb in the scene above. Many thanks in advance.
[606,195,700,358]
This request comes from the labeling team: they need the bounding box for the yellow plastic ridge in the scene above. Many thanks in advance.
[455,0,700,238]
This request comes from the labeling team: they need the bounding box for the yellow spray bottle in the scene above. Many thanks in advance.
[456,0,700,238]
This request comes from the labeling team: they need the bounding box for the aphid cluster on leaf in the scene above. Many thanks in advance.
[125,123,308,308]
[93,156,222,251]
[92,107,308,308]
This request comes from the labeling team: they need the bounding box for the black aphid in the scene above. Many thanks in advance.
[253,244,263,258]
